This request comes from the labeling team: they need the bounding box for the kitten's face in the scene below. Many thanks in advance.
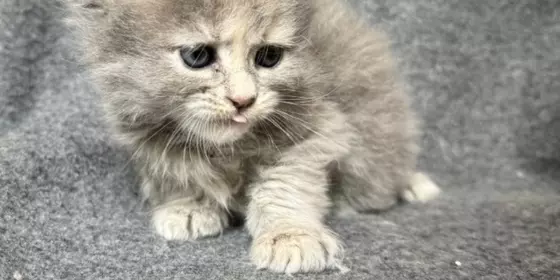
[74,0,320,145]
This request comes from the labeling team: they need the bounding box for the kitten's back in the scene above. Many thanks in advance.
[309,0,400,112]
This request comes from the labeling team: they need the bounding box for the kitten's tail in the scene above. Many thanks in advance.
[400,172,441,203]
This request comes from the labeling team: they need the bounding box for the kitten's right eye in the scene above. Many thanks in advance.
[180,45,215,69]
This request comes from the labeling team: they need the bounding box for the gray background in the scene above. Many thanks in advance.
[1,0,559,279]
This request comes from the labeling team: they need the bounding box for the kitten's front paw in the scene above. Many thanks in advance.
[152,203,228,241]
[251,226,342,274]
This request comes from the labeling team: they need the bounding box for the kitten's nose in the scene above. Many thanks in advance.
[227,96,256,111]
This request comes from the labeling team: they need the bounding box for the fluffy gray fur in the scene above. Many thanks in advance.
[65,0,439,274]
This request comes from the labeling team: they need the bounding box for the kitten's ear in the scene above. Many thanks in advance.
[65,0,112,19]
[81,0,105,10]
[63,0,115,31]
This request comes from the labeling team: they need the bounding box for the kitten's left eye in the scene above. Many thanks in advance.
[255,45,284,68]
[180,45,215,69]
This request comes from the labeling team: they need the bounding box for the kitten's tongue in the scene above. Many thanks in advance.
[232,114,248,124]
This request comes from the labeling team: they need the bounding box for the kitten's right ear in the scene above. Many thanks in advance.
[82,0,105,10]
[63,0,115,31]
[65,0,112,19]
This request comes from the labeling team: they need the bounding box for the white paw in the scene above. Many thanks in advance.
[251,226,342,274]
[402,172,441,203]
[152,203,228,241]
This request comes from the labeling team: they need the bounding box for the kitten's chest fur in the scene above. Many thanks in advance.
[176,136,280,209]
[137,106,327,210]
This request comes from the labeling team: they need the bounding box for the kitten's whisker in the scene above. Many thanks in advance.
[121,119,176,174]
[270,114,325,162]
[190,112,211,163]
[200,114,213,163]
[267,115,303,146]
[287,82,343,102]
[260,124,280,155]
[158,121,183,176]
[181,116,197,146]
[277,100,316,107]
[272,111,334,160]
[275,110,339,146]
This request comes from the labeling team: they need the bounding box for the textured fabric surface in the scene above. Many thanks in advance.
[1,0,559,279]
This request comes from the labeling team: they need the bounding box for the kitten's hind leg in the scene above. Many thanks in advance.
[334,147,440,213]
[401,172,441,203]
[334,152,403,212]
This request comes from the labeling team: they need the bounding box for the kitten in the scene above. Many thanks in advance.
[66,0,440,274]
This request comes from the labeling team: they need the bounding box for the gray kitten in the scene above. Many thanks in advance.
[66,0,440,274]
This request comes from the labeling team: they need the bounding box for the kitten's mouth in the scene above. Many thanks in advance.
[231,114,248,124]
[214,114,250,128]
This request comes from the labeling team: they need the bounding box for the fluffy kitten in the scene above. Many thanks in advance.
[66,0,440,274]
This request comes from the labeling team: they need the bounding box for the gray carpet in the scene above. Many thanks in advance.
[1,0,559,279]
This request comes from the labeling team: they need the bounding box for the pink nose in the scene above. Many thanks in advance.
[227,96,256,111]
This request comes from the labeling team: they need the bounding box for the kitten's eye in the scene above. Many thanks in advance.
[180,45,215,69]
[255,45,284,68]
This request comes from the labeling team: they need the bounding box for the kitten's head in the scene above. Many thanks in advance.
[68,0,324,145]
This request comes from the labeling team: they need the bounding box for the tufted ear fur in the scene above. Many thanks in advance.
[81,0,105,10]
[62,0,118,67]
[70,0,111,11]
[64,0,113,24]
